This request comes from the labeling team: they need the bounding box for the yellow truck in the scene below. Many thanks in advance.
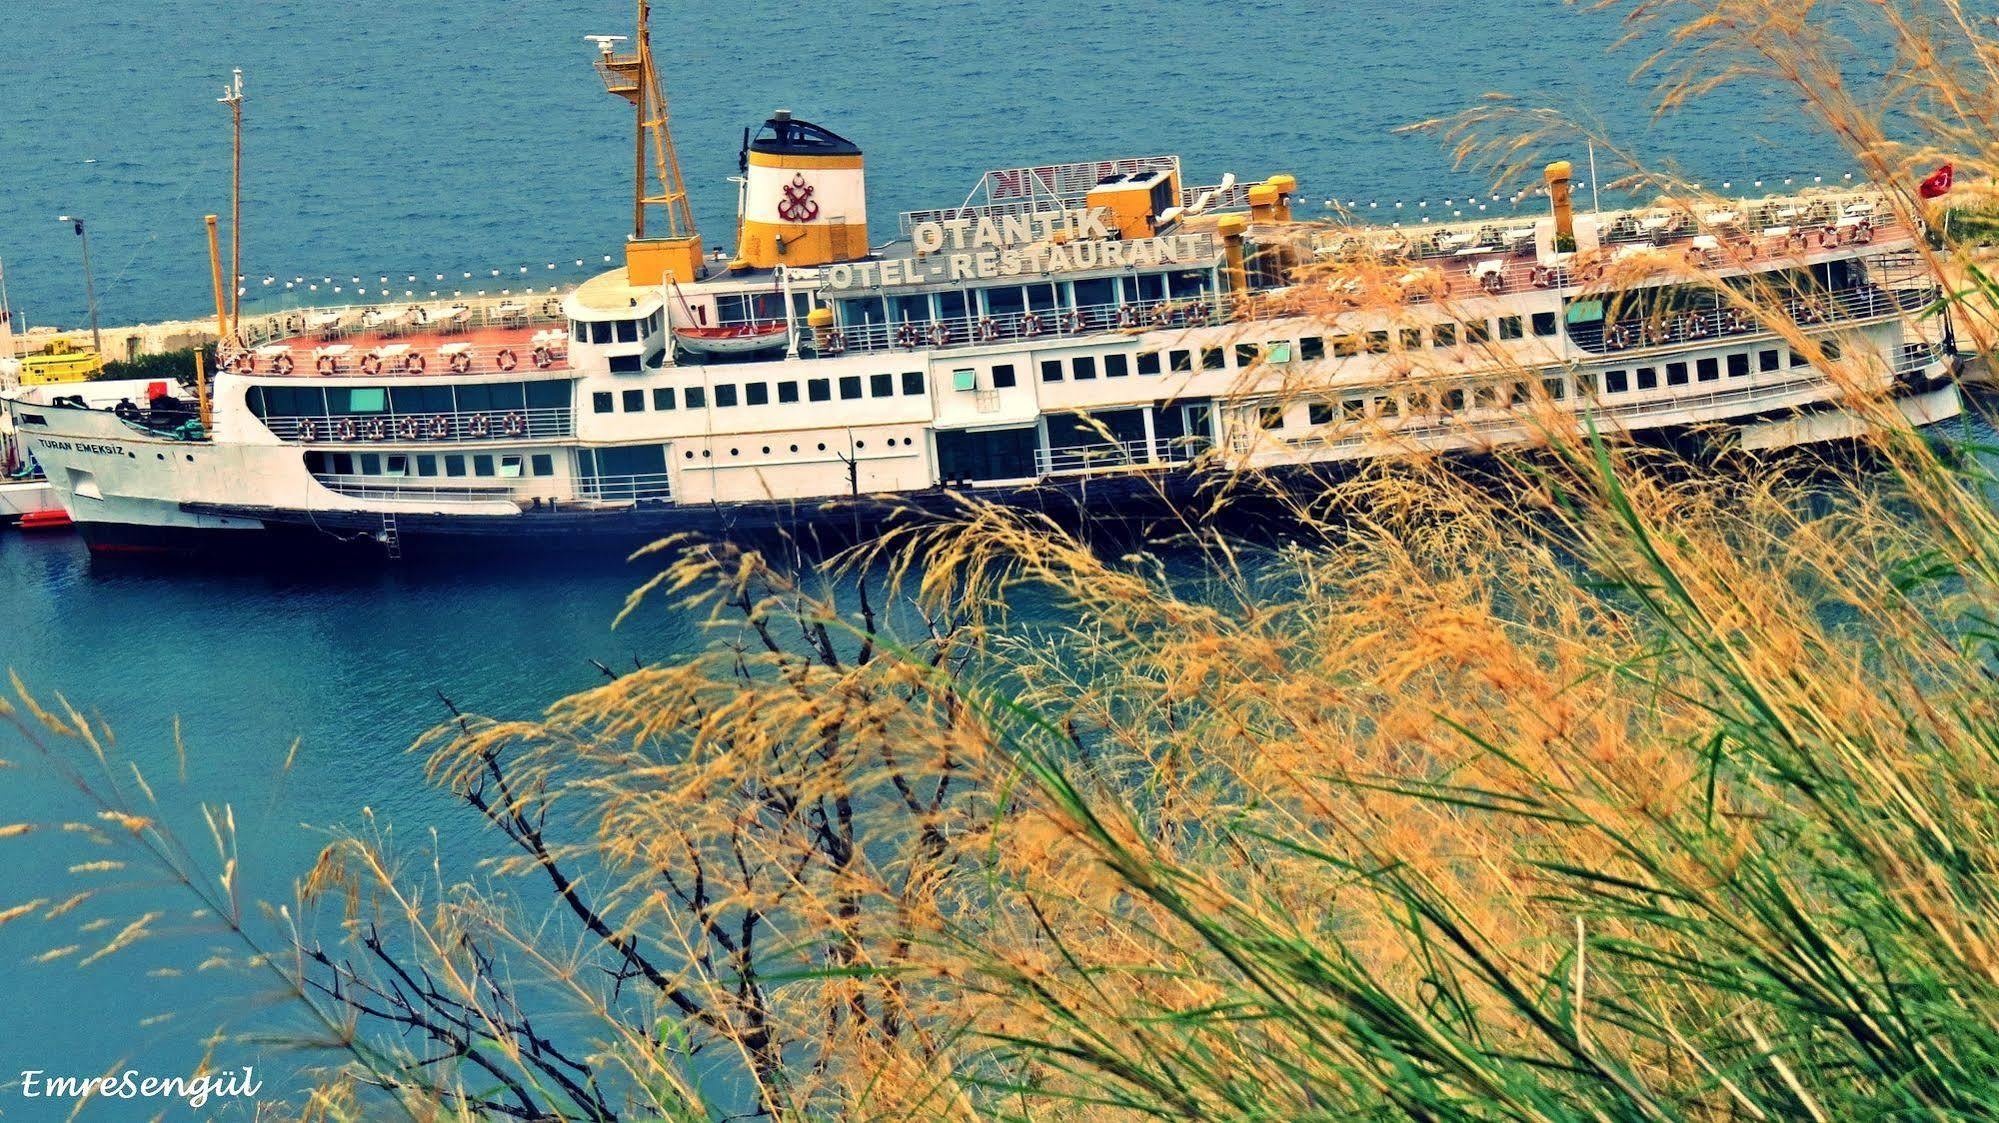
[17,338,103,384]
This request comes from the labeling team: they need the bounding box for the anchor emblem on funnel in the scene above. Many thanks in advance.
[777,174,820,222]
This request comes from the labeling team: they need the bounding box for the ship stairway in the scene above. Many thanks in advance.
[381,512,401,561]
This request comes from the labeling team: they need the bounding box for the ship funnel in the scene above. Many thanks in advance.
[735,112,869,270]
[1544,160,1576,248]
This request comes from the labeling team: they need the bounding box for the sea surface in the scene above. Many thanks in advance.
[0,0,1872,1116]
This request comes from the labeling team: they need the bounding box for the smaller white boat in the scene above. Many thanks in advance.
[673,322,789,355]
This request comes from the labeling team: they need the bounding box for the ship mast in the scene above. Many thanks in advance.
[592,1,703,283]
[219,68,244,341]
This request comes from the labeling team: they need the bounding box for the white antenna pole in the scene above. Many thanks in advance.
[1588,139,1602,215]
[0,256,14,361]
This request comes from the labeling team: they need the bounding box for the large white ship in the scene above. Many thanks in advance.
[2,7,1964,558]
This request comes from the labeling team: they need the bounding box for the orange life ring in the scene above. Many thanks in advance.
[1480,271,1504,295]
[929,323,950,347]
[504,412,525,437]
[1530,265,1551,288]
[316,355,337,376]
[1116,305,1138,329]
[1065,312,1085,334]
[532,346,554,370]
[405,353,426,375]
[298,418,318,442]
[230,352,254,374]
[1021,312,1043,337]
[822,329,845,354]
[469,413,491,438]
[337,417,358,441]
[1151,303,1171,325]
[396,416,419,440]
[272,352,295,375]
[449,351,472,374]
[365,417,387,441]
[896,323,919,348]
[495,349,517,371]
[977,317,999,342]
[1854,220,1873,243]
[428,415,449,439]
[360,354,383,376]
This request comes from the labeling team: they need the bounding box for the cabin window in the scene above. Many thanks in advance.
[445,455,466,477]
[1201,347,1225,370]
[1441,388,1465,412]
[1575,372,1597,396]
[1605,369,1629,394]
[715,385,739,407]
[1464,320,1491,345]
[1365,331,1389,354]
[1073,356,1098,380]
[1666,362,1689,386]
[1235,343,1260,366]
[1823,341,1842,360]
[1344,397,1368,419]
[747,383,770,405]
[1136,352,1161,376]
[1697,357,1720,382]
[1333,336,1359,358]
[531,454,553,476]
[654,387,676,410]
[1300,337,1325,360]
[839,376,864,400]
[870,373,894,397]
[1509,383,1531,407]
[499,456,523,479]
[616,319,638,343]
[684,387,707,409]
[1542,377,1566,401]
[1789,349,1809,367]
[902,371,925,395]
[808,379,831,402]
[1498,315,1524,341]
[571,320,587,344]
[1104,354,1130,378]
[1727,353,1750,377]
[609,354,643,374]
[1473,386,1497,410]
[590,321,613,345]
[1636,367,1658,390]
[1759,349,1781,372]
[622,389,645,412]
[474,455,495,477]
[1041,360,1064,383]
[1532,312,1558,337]
[1169,350,1194,372]
[779,382,800,403]
[1399,328,1423,350]
[992,364,1017,389]
[1432,323,1457,348]
[1258,406,1284,430]
[592,392,613,414]
[1308,401,1334,426]
[416,455,437,477]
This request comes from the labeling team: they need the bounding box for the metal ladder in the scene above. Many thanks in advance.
[380,512,401,561]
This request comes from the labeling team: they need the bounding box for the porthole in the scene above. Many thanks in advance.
[789,444,798,452]
[855,441,865,449]
[701,450,711,458]
[761,446,770,454]
[730,448,739,456]
[684,451,694,459]
[817,442,827,451]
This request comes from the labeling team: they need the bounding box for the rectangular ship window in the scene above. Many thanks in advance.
[530,454,553,476]
[1605,370,1629,394]
[359,453,382,476]
[1308,401,1333,426]
[777,382,799,403]
[499,456,523,478]
[1041,359,1064,382]
[992,363,1018,388]
[714,385,738,407]
[1236,343,1260,366]
[417,455,439,477]
[1104,354,1129,378]
[807,379,830,402]
[622,389,645,412]
[474,455,494,477]
[1334,336,1358,358]
[1300,337,1325,360]
[684,386,707,408]
[1400,328,1423,350]
[870,373,894,397]
[1201,347,1225,370]
[1636,367,1658,390]
[1697,357,1720,382]
[1727,353,1750,377]
[1666,362,1689,386]
[1464,320,1491,344]
[1136,352,1161,375]
[839,376,864,400]
[1499,315,1524,340]
[1365,331,1389,354]
[1073,356,1097,380]
[1259,406,1284,429]
[1542,377,1566,400]
[445,455,466,477]
[747,383,770,405]
[1575,372,1597,396]
[653,387,676,410]
[1532,312,1558,337]
[592,391,613,414]
[1790,349,1809,367]
[902,371,924,395]
[1432,323,1457,348]
[1759,349,1780,372]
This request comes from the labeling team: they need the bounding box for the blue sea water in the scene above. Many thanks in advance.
[0,0,1868,1116]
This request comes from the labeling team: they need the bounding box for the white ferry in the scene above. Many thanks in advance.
[2,11,1964,557]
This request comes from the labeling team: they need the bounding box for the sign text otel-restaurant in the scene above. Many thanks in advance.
[820,207,1214,292]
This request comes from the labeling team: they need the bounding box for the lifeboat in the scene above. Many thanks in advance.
[673,322,789,355]
[17,509,73,531]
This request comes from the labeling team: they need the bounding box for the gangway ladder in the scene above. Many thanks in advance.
[380,512,401,560]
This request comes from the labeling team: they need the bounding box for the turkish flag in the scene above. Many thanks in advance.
[1920,164,1954,198]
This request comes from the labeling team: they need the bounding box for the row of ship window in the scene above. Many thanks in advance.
[305,450,558,479]
[1261,344,1837,429]
[570,310,665,346]
[591,372,928,415]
